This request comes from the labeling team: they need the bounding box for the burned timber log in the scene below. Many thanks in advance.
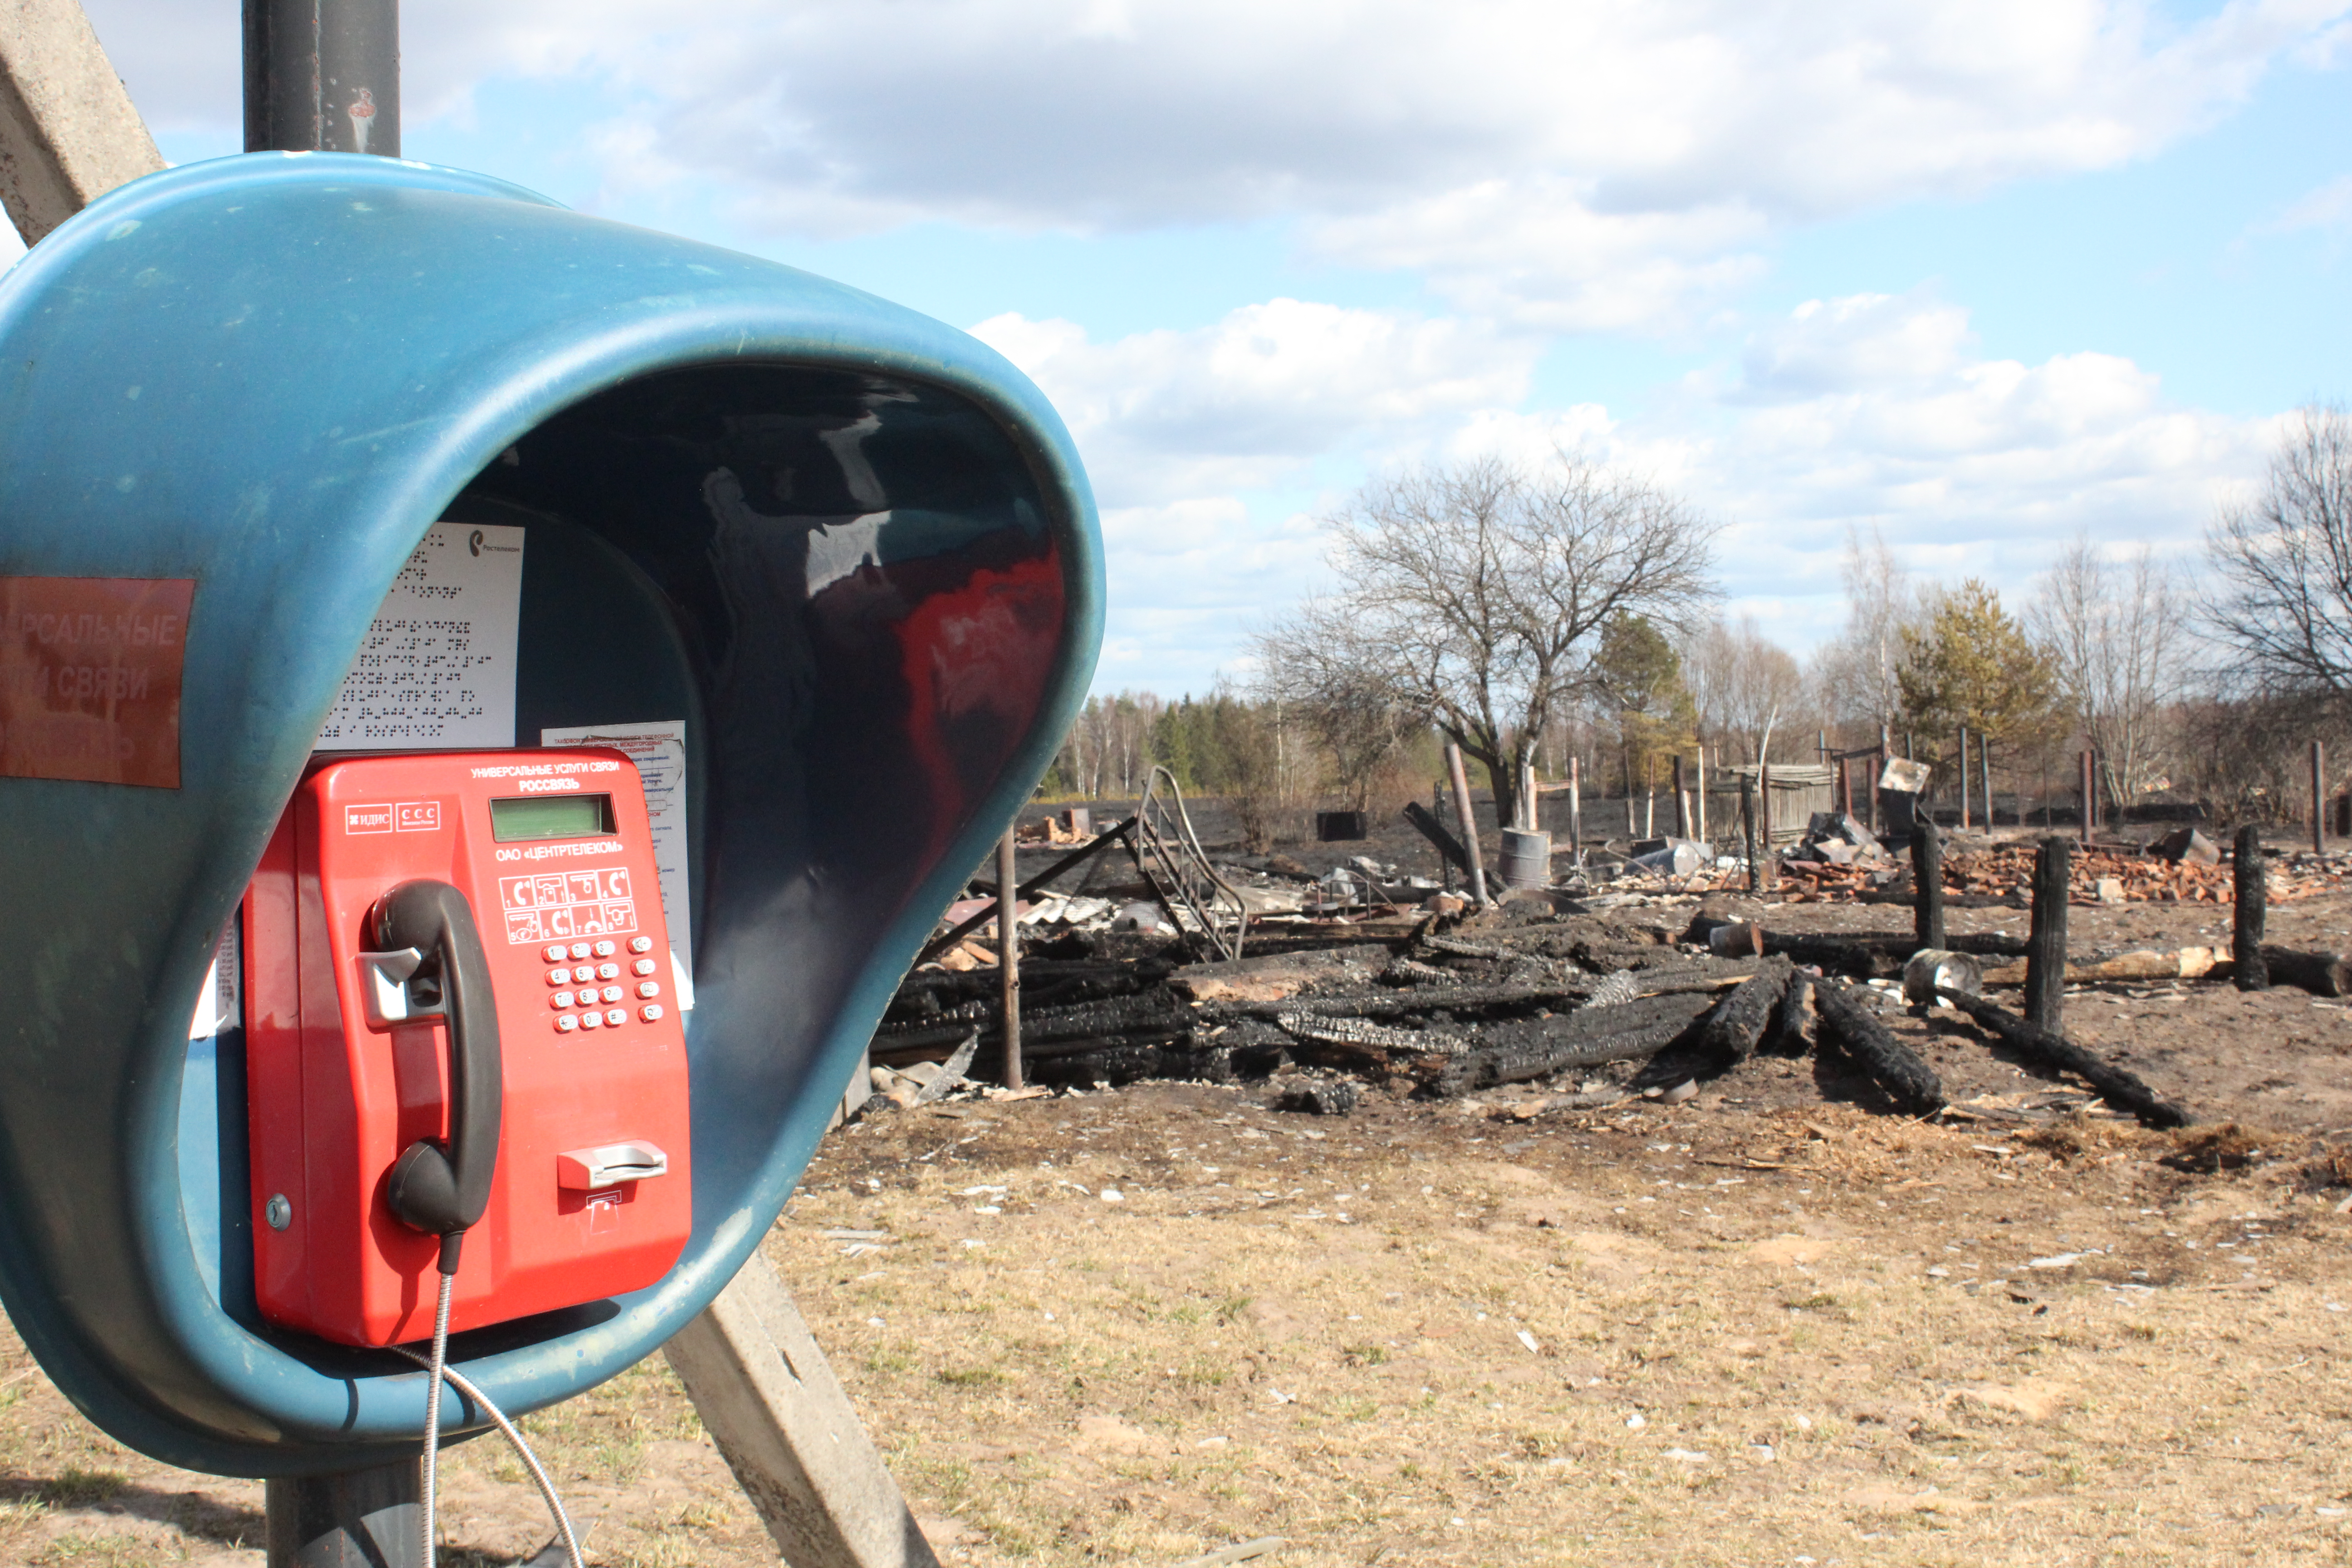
[1692,957,1793,1064]
[1811,980,1945,1115]
[1769,965,1813,1054]
[1933,987,2190,1129]
[2259,946,2352,998]
[1430,991,1720,1097]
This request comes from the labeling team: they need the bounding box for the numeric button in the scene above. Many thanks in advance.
[639,1004,664,1022]
[628,936,653,953]
[554,1014,578,1033]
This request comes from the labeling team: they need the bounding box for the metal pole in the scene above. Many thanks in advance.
[997,829,1022,1090]
[245,0,400,156]
[252,6,412,1560]
[1981,735,1994,830]
[265,1458,420,1567]
[2079,749,2095,843]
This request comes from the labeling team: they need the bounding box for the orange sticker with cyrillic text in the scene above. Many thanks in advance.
[0,577,196,788]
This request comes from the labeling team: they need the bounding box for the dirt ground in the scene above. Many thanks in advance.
[5,879,2352,1565]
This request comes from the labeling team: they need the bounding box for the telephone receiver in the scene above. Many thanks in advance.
[358,880,503,1266]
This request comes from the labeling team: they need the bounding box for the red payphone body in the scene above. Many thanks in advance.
[244,749,692,1348]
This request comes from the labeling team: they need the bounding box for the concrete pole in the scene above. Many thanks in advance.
[1445,742,1491,906]
[0,0,165,245]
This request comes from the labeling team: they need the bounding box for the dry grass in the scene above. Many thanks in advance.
[3,1083,2351,1565]
[781,1087,2352,1567]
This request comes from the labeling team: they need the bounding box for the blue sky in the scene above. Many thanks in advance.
[59,0,2352,696]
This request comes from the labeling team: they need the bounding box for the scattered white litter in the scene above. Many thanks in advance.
[1625,1412,1646,1430]
[1516,1329,1540,1354]
[2028,1252,2088,1269]
[1101,1188,1125,1203]
[1664,1447,1710,1463]
[1269,1387,1296,1404]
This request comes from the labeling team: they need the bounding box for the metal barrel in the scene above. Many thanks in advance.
[1496,829,1552,891]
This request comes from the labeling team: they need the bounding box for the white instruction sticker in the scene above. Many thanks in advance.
[540,719,693,1009]
[189,922,242,1039]
[315,523,526,750]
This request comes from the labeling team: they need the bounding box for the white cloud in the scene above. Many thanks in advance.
[79,0,2351,332]
[971,298,1535,505]
[2270,172,2352,236]
[1673,294,2275,639]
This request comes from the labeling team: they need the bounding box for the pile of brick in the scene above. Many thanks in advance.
[1774,841,2343,906]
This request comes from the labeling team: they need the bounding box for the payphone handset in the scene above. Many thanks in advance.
[245,748,692,1348]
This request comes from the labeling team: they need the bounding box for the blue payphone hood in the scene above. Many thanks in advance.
[0,152,1101,1474]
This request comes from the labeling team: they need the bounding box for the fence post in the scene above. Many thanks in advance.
[1671,755,1688,838]
[2024,836,2070,1034]
[1957,726,1970,830]
[1567,756,1583,860]
[996,828,1022,1090]
[2233,825,2269,992]
[2079,750,2095,843]
[1741,774,1758,893]
[2313,740,2327,857]
[1980,735,1994,830]
[1694,747,1707,843]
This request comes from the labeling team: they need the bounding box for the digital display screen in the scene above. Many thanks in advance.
[490,794,615,842]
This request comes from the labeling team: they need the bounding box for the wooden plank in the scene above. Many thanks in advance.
[664,1252,942,1568]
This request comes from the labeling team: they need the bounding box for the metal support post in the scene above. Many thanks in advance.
[265,1459,420,1567]
[245,0,400,156]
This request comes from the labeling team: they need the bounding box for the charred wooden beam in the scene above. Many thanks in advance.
[1769,966,1813,1054]
[1428,991,1719,1097]
[2023,836,2070,1033]
[1932,987,2190,1129]
[2259,946,2352,998]
[1692,957,1793,1063]
[1912,818,1945,954]
[2233,825,2269,992]
[1810,980,1944,1115]
[1401,800,1471,876]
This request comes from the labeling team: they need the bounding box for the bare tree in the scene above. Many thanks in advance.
[1258,452,1718,831]
[1813,526,1920,739]
[1684,617,1812,764]
[2029,538,2185,811]
[2205,403,2352,710]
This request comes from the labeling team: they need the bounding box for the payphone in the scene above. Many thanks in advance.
[244,747,692,1347]
[0,150,1102,1485]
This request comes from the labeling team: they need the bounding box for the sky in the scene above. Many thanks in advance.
[48,0,2352,696]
